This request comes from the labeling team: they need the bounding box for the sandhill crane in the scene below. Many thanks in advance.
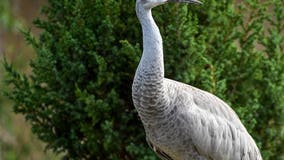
[132,0,263,159]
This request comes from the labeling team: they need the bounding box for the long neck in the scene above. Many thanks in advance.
[135,5,164,85]
[133,4,168,121]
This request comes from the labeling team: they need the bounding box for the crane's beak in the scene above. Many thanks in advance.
[168,0,202,5]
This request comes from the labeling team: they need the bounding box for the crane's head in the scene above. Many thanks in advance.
[137,0,202,10]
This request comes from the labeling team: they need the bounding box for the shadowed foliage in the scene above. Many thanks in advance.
[3,0,284,159]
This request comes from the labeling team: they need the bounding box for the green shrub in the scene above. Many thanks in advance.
[3,0,284,159]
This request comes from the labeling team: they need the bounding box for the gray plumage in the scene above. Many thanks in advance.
[132,0,263,160]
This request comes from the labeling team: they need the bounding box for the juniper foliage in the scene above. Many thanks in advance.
[3,0,284,159]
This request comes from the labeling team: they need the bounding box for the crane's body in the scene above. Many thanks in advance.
[132,0,262,159]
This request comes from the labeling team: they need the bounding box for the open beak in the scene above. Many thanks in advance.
[167,0,203,5]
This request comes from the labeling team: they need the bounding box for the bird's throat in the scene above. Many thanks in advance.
[132,5,167,116]
[137,7,164,82]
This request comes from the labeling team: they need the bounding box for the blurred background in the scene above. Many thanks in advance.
[0,0,60,159]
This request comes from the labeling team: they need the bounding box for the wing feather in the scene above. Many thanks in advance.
[164,78,262,160]
[147,137,174,160]
[165,78,245,131]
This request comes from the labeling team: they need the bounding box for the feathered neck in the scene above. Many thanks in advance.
[135,2,164,80]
